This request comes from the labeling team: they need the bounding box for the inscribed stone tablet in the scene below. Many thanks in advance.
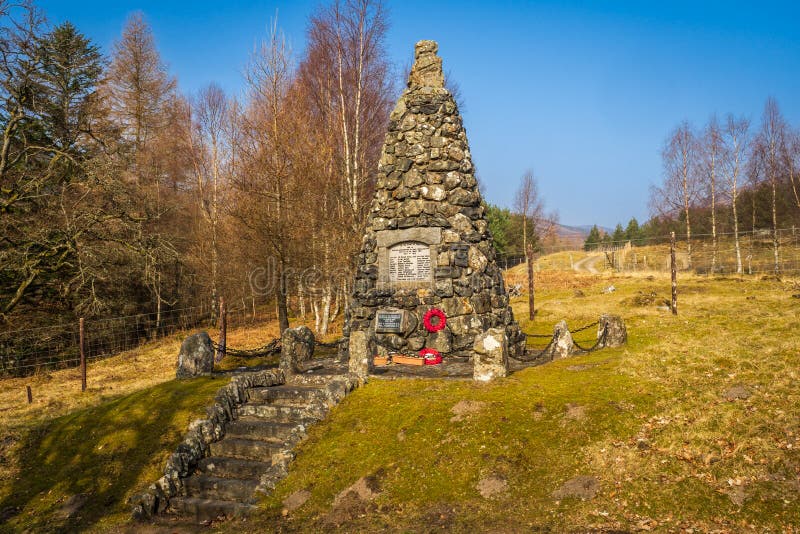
[375,310,404,333]
[388,242,431,283]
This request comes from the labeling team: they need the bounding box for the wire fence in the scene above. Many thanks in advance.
[0,303,267,377]
[5,227,797,378]
[530,227,800,277]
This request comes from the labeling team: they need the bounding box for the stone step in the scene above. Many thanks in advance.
[197,456,271,479]
[184,475,258,502]
[237,402,323,423]
[209,437,284,461]
[169,496,256,523]
[225,418,297,441]
[248,384,325,406]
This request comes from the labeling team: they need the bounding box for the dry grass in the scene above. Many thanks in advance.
[2,264,799,532]
[249,269,800,532]
[0,312,342,533]
[0,314,341,432]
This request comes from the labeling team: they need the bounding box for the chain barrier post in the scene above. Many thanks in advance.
[527,243,535,321]
[670,231,678,315]
[79,317,86,392]
[216,297,227,363]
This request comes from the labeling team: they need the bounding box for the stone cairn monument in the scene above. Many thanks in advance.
[345,40,525,381]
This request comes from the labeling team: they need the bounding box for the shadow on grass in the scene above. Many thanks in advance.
[0,377,222,533]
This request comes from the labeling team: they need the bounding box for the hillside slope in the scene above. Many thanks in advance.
[1,269,798,532]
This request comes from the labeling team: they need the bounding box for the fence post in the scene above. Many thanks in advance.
[527,244,535,321]
[79,317,86,391]
[216,297,227,362]
[670,232,678,315]
[26,385,32,404]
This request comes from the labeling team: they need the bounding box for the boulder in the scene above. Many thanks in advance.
[348,330,376,379]
[176,332,214,379]
[598,314,627,348]
[428,329,452,353]
[546,320,574,360]
[473,327,508,382]
[280,326,315,375]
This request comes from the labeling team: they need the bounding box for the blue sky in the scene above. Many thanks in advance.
[38,0,800,228]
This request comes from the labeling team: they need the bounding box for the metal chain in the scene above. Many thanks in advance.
[210,338,281,358]
[516,321,607,361]
[523,320,599,339]
[572,324,607,353]
[571,321,600,334]
[513,333,557,362]
[316,339,342,349]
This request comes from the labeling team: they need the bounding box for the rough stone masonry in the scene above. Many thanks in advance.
[344,40,525,380]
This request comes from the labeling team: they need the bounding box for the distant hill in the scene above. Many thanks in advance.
[551,224,613,248]
[569,224,614,235]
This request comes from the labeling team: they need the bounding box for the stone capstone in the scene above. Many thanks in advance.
[176,332,214,379]
[473,327,508,382]
[280,326,315,374]
[408,40,444,88]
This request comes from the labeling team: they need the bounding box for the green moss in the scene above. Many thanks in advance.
[0,377,223,533]
[254,349,660,530]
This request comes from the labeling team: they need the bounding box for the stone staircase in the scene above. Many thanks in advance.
[167,382,335,523]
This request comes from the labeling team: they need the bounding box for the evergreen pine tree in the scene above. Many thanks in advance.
[612,223,626,243]
[34,21,103,152]
[584,225,601,251]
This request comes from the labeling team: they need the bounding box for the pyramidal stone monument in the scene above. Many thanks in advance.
[345,40,525,381]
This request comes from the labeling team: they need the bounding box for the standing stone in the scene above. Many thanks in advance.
[473,328,508,382]
[598,314,627,348]
[176,332,214,379]
[348,330,375,379]
[344,40,525,381]
[546,320,574,360]
[280,326,315,375]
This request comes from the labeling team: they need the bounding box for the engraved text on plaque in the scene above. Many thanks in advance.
[388,242,431,283]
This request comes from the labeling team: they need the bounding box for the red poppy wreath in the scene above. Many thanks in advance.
[420,347,442,365]
[423,308,446,333]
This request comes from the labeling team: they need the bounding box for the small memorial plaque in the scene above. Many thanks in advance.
[388,241,431,283]
[375,310,404,333]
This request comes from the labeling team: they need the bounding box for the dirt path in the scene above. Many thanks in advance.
[572,254,604,274]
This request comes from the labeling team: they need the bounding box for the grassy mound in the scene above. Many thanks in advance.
[253,271,799,532]
[0,377,223,532]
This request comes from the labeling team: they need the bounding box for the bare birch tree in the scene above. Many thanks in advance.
[513,169,557,255]
[653,121,699,267]
[756,98,785,276]
[783,125,800,212]
[185,83,229,321]
[303,0,392,233]
[233,17,295,333]
[700,117,722,272]
[720,115,750,274]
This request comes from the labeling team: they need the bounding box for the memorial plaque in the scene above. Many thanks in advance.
[388,242,431,283]
[375,309,404,333]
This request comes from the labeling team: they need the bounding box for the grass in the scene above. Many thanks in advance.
[0,312,341,533]
[250,268,800,532]
[2,265,799,532]
[0,377,224,533]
